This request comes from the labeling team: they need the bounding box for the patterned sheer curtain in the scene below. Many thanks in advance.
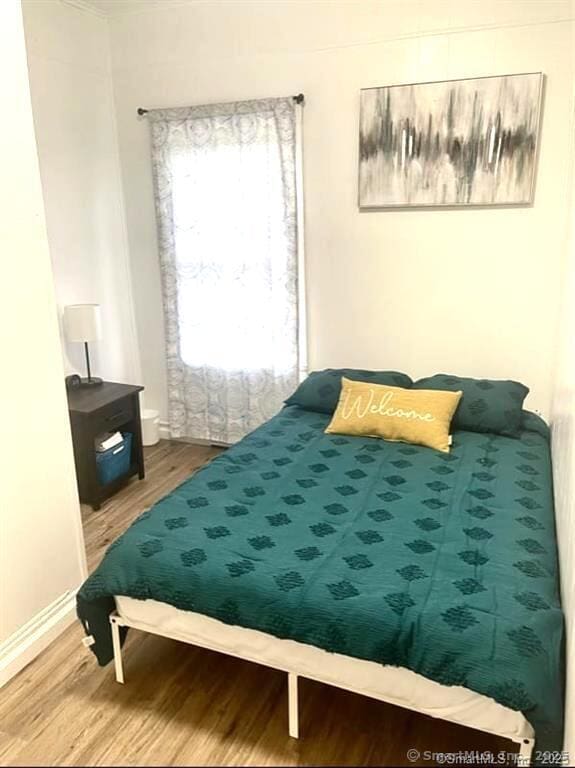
[149,97,303,444]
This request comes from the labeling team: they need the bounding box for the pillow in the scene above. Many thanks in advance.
[325,378,462,453]
[521,410,550,441]
[285,369,413,414]
[413,373,529,437]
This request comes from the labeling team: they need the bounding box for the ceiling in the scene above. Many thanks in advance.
[75,0,344,15]
[75,0,198,16]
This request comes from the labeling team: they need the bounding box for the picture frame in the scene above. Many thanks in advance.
[358,72,544,209]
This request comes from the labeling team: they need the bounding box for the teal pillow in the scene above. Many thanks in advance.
[285,369,413,414]
[413,373,529,437]
[521,410,550,441]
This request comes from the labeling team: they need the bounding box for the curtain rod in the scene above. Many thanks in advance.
[137,93,304,116]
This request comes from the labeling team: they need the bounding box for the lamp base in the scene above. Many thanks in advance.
[80,377,103,388]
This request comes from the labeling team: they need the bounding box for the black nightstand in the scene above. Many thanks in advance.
[67,381,145,510]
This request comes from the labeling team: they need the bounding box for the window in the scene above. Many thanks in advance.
[149,97,304,442]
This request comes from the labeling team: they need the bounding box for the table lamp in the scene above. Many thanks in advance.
[63,304,103,387]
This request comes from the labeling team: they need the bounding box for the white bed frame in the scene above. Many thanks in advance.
[108,611,535,765]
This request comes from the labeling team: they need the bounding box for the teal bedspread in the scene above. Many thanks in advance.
[77,407,563,750]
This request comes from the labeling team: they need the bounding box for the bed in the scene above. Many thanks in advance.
[77,402,564,761]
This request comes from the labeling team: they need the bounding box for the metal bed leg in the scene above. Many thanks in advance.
[288,672,299,739]
[517,737,534,766]
[110,616,124,684]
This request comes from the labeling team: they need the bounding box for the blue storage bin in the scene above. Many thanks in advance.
[96,432,133,486]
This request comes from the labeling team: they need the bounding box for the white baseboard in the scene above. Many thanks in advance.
[157,421,229,449]
[0,589,78,688]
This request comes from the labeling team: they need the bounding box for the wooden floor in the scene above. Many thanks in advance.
[0,440,512,767]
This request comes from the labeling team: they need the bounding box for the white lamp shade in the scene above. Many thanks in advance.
[64,304,102,343]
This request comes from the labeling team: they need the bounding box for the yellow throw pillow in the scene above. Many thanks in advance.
[325,378,462,453]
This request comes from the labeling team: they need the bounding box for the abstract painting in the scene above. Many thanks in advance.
[358,72,543,208]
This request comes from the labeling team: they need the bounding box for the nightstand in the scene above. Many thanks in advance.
[67,381,145,510]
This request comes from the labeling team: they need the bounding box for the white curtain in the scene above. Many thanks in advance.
[149,97,303,443]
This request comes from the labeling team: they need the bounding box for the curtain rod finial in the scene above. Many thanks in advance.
[137,107,148,116]
[293,94,304,105]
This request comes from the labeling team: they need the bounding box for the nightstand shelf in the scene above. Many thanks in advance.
[67,381,145,510]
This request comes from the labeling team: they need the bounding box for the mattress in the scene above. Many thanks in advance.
[115,595,533,742]
[77,406,564,749]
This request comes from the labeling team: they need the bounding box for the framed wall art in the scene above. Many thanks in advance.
[358,72,543,208]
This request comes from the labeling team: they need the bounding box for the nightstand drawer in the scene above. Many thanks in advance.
[97,396,135,429]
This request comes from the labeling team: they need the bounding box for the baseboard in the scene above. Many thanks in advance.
[158,421,230,449]
[0,589,78,688]
[159,420,171,440]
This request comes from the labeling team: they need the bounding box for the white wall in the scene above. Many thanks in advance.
[22,0,140,385]
[0,0,86,686]
[107,0,574,423]
[551,100,575,754]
